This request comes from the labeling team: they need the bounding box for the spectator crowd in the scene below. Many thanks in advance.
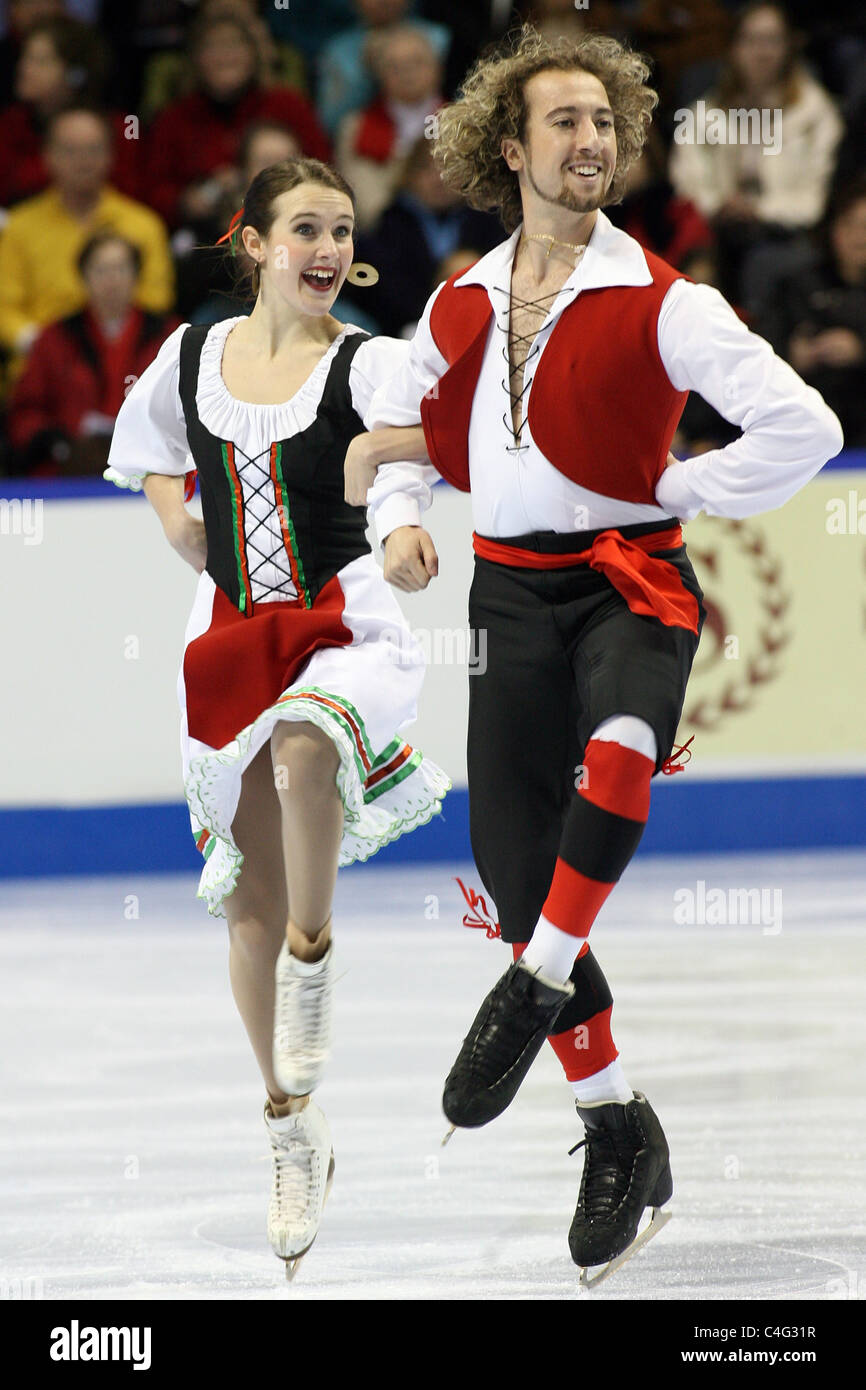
[0,0,863,476]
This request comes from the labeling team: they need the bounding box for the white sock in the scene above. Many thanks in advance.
[520,914,582,983]
[572,1058,633,1106]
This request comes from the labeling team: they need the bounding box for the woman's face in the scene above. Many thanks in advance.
[82,241,138,310]
[195,22,257,99]
[16,31,66,105]
[247,184,355,316]
[731,7,790,90]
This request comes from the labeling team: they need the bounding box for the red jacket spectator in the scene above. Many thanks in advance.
[142,11,332,229]
[7,306,180,475]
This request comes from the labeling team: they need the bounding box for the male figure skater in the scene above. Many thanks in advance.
[352,25,843,1278]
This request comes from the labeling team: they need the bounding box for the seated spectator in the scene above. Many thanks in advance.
[0,16,142,207]
[757,177,866,447]
[606,127,714,268]
[335,23,447,231]
[0,108,175,379]
[345,135,501,334]
[6,231,180,476]
[317,0,450,137]
[143,11,331,230]
[0,0,66,101]
[669,1,844,311]
[138,0,309,124]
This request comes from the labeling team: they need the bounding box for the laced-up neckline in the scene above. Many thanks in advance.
[491,252,585,454]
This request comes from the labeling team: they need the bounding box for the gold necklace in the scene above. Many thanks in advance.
[520,231,587,260]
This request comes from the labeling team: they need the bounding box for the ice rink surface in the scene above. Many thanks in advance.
[1,851,864,1302]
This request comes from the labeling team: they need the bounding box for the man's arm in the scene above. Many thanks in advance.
[655,278,844,521]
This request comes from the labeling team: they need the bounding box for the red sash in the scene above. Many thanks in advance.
[472,525,699,634]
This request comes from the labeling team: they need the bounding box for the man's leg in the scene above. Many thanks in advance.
[448,566,703,1127]
[450,558,626,1122]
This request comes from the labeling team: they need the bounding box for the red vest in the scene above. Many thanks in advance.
[419,249,689,503]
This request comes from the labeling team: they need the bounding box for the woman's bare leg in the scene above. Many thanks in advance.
[270,720,343,963]
[224,740,293,1106]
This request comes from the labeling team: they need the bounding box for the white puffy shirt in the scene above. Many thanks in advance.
[362,212,844,543]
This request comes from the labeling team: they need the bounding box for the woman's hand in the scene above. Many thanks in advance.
[344,433,378,506]
[165,513,207,574]
[383,525,438,592]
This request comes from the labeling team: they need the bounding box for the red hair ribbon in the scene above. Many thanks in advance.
[661,734,695,775]
[454,877,501,939]
[215,206,244,255]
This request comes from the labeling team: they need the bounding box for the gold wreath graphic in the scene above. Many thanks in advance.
[683,518,791,733]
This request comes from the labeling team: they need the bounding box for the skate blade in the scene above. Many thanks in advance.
[441,1124,457,1148]
[273,1150,336,1282]
[578,1206,673,1289]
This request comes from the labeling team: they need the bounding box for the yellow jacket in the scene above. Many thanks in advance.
[0,185,175,356]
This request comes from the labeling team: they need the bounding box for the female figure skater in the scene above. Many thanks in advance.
[104,156,450,1277]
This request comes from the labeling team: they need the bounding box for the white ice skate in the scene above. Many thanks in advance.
[273,939,334,1096]
[264,1098,335,1280]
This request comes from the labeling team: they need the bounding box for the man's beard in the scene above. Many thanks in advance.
[524,153,606,214]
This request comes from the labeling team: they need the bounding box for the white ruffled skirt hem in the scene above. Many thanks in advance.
[185,683,451,918]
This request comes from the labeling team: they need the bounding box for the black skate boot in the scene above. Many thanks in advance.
[442,961,573,1128]
[569,1090,673,1286]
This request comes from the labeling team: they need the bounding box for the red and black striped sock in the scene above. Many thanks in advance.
[521,736,654,981]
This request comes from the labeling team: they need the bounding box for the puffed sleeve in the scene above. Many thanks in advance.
[103,323,192,492]
[347,332,412,426]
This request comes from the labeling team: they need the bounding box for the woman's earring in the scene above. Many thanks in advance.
[346,262,379,287]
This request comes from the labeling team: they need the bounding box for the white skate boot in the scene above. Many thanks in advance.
[273,938,334,1096]
[264,1098,335,1279]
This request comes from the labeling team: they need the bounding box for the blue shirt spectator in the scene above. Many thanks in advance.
[316,0,450,136]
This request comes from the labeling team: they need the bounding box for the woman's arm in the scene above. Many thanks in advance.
[143,473,207,573]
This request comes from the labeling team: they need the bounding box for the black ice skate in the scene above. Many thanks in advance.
[569,1090,673,1287]
[442,960,573,1131]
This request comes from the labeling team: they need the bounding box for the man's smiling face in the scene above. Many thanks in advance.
[504,68,618,218]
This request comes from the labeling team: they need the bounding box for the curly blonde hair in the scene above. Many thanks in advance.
[433,24,658,233]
